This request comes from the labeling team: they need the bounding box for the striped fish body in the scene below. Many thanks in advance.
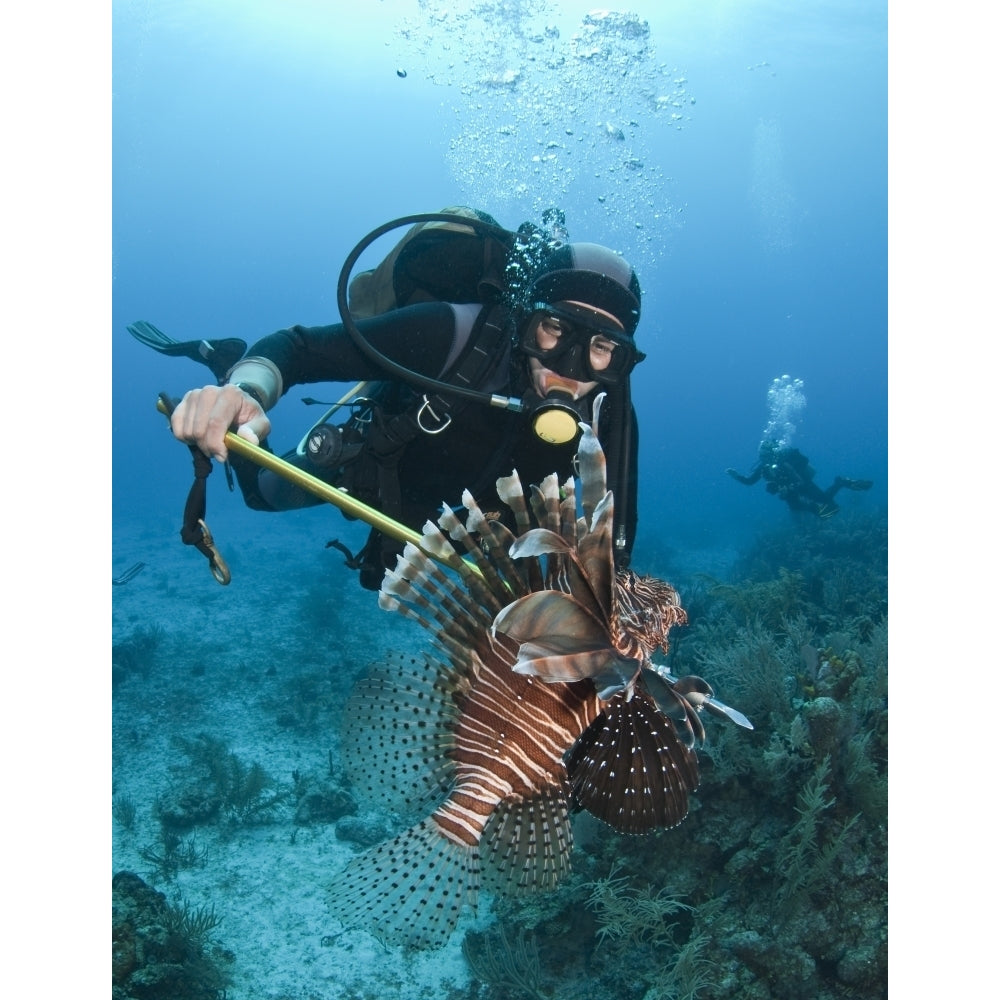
[332,575,603,949]
[435,653,600,850]
[331,397,733,949]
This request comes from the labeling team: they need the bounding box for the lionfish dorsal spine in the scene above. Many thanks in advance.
[528,472,563,534]
[497,470,545,592]
[559,477,578,547]
[386,545,489,633]
[577,394,609,525]
[462,491,531,599]
[380,554,471,645]
[437,504,511,605]
[496,472,531,534]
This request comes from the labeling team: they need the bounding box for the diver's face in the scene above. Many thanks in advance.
[532,313,620,375]
[521,299,634,400]
[520,297,639,392]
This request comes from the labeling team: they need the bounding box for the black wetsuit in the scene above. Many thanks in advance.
[232,301,639,587]
[729,446,870,519]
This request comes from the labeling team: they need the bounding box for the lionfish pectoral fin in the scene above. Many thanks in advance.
[340,650,461,818]
[329,817,479,951]
[508,527,573,559]
[566,689,701,834]
[495,591,637,689]
[648,667,754,731]
[511,642,638,694]
[640,669,705,747]
[510,528,611,621]
[493,590,610,650]
[704,697,754,730]
[642,668,691,721]
[591,666,641,701]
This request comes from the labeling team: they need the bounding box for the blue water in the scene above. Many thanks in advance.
[109,2,889,997]
[113,0,887,556]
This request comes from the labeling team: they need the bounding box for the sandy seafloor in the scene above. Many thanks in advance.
[112,490,740,999]
[112,502,517,999]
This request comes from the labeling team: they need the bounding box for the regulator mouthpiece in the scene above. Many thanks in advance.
[531,391,583,445]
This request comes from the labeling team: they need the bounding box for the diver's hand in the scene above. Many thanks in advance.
[725,468,739,479]
[170,384,271,463]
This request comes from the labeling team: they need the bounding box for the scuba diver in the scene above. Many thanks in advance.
[727,440,873,519]
[147,209,646,590]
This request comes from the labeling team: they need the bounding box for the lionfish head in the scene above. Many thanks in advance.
[612,569,688,661]
[492,398,691,701]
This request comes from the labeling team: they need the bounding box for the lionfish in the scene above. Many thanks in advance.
[331,395,751,949]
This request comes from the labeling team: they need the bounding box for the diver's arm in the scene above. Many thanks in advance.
[727,465,762,485]
[242,302,462,391]
[170,303,463,462]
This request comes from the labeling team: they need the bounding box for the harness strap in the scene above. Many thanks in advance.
[352,304,511,579]
[367,304,510,509]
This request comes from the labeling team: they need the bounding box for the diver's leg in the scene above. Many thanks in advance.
[832,476,873,493]
[787,492,837,518]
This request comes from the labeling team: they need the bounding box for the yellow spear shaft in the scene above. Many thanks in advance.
[156,396,473,575]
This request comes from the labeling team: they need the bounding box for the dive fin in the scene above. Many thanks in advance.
[127,320,246,381]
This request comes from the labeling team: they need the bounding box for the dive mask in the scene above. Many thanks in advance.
[520,303,645,385]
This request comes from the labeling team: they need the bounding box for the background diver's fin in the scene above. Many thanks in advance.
[126,320,247,382]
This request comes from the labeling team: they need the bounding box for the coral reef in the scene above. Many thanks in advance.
[113,792,138,832]
[112,624,165,686]
[470,511,888,1000]
[112,508,887,999]
[463,924,548,999]
[112,872,232,1000]
[156,734,287,831]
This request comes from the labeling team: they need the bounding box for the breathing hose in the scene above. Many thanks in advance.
[335,212,525,413]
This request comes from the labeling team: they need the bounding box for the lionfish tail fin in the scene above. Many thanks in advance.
[330,817,480,950]
[480,784,575,893]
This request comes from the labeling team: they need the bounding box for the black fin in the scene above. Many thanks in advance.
[566,689,700,834]
[127,320,246,381]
